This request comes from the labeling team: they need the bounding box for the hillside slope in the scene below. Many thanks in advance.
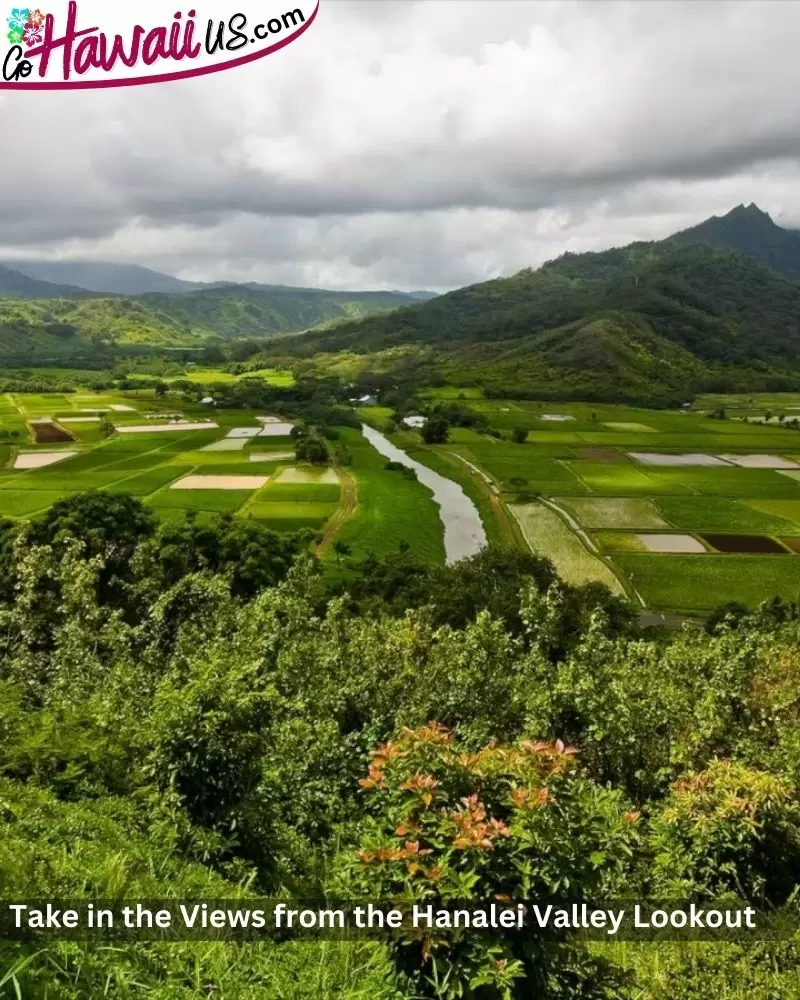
[139,284,428,339]
[264,240,800,398]
[671,202,800,281]
[0,283,429,360]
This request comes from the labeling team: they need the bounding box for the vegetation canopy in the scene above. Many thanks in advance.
[0,489,798,998]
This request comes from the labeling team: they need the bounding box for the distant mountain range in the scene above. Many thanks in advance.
[5,204,800,401]
[0,263,89,299]
[0,259,438,361]
[0,277,436,362]
[0,260,205,295]
[260,205,800,400]
[0,258,440,302]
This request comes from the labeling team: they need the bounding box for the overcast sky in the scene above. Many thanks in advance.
[2,0,800,290]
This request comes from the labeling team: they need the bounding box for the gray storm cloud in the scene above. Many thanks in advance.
[1,0,800,290]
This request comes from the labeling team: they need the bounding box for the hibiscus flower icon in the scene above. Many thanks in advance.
[6,8,30,31]
[23,19,41,45]
[6,25,23,44]
[27,7,44,26]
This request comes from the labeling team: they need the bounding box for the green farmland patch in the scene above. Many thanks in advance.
[742,499,800,529]
[569,463,684,494]
[107,466,195,496]
[257,482,341,504]
[275,467,339,485]
[656,497,798,533]
[528,431,583,445]
[651,467,800,497]
[0,490,79,517]
[615,553,800,612]
[242,502,337,531]
[0,471,130,492]
[242,435,295,451]
[147,490,253,514]
[245,501,337,527]
[457,445,585,490]
[187,450,267,466]
[593,531,650,553]
[63,425,107,444]
[558,496,669,530]
[189,461,272,478]
[509,501,624,595]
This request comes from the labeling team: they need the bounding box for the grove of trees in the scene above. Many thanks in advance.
[0,492,798,999]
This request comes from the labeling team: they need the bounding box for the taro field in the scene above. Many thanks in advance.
[0,389,455,571]
[11,384,800,615]
[0,391,341,543]
[405,394,800,615]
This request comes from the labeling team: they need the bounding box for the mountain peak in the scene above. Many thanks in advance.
[671,202,800,279]
[726,202,774,223]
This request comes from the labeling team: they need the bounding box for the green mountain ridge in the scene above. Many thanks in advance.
[138,284,428,338]
[671,202,800,281]
[264,236,800,399]
[0,284,429,362]
[4,204,800,400]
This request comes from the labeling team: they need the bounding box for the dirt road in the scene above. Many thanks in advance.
[315,467,357,557]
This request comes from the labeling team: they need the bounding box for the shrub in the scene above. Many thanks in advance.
[340,724,640,998]
[422,416,449,445]
[650,760,800,902]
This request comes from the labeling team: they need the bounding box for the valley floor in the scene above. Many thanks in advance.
[362,392,800,616]
[3,383,800,616]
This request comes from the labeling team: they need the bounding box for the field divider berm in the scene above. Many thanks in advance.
[555,457,595,493]
[236,462,285,519]
[541,496,644,607]
[315,467,358,557]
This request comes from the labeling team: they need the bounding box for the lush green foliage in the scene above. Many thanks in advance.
[0,285,423,362]
[0,488,798,997]
[340,725,639,998]
[263,240,800,400]
[671,203,800,281]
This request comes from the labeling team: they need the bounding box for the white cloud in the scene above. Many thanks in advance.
[2,0,800,290]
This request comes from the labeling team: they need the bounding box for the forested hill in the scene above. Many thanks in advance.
[265,240,800,396]
[138,283,428,338]
[0,283,429,361]
[671,202,800,281]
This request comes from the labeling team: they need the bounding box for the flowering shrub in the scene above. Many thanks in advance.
[650,759,800,902]
[341,723,641,998]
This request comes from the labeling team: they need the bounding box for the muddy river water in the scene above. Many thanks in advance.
[361,424,486,564]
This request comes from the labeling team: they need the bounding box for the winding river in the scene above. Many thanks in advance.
[361,424,486,564]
